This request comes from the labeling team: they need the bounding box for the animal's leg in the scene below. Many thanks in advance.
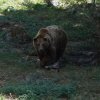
[45,61,60,69]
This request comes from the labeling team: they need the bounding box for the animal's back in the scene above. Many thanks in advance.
[46,25,67,60]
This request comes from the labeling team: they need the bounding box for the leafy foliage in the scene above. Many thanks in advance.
[0,80,76,100]
[0,2,95,41]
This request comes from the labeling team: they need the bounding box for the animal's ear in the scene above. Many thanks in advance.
[39,28,48,34]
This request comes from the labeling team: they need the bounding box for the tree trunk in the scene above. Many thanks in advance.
[44,0,53,7]
[93,0,96,4]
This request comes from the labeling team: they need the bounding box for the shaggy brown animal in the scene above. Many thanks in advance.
[33,25,67,69]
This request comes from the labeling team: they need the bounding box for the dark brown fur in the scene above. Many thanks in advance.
[33,25,68,68]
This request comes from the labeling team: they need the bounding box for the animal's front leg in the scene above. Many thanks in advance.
[39,56,48,68]
[45,61,60,72]
[45,61,60,69]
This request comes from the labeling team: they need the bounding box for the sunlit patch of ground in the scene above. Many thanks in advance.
[0,94,17,100]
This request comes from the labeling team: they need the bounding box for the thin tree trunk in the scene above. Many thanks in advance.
[44,0,53,7]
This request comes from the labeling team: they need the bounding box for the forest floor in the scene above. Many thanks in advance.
[0,1,100,100]
[0,42,100,100]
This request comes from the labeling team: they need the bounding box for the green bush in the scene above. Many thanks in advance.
[0,80,76,100]
[0,0,8,6]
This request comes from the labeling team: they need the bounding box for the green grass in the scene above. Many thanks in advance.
[0,0,100,100]
[0,94,5,100]
[0,80,76,100]
[0,1,95,41]
[0,50,100,100]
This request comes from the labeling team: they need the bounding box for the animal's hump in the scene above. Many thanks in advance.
[46,25,62,30]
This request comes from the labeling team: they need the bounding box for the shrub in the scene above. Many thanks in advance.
[0,80,76,100]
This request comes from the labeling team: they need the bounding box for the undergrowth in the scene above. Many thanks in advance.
[0,80,76,100]
[0,1,95,41]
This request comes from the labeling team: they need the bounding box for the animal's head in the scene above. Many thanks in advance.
[33,28,52,55]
